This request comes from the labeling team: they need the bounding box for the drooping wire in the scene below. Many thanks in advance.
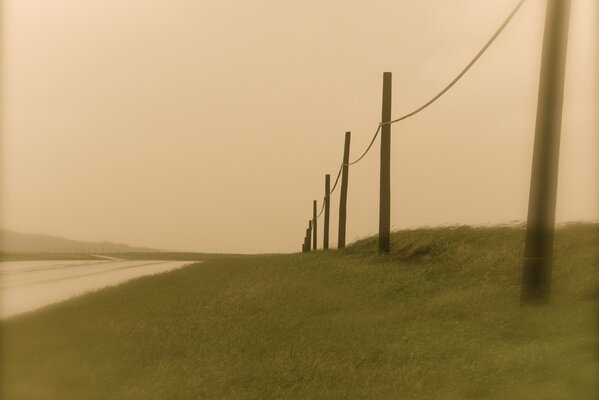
[314,165,342,220]
[344,125,382,166]
[310,0,527,223]
[316,200,325,218]
[329,165,343,194]
[385,0,527,126]
[338,0,527,168]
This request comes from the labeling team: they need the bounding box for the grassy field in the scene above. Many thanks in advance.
[1,224,597,399]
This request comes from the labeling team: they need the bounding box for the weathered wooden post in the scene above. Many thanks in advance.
[521,0,571,303]
[338,132,351,249]
[323,174,331,250]
[306,231,309,252]
[307,220,312,252]
[313,200,318,250]
[304,223,311,253]
[379,72,392,253]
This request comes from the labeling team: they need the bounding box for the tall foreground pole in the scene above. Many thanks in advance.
[521,0,571,303]
[338,132,351,249]
[323,174,331,250]
[379,72,392,253]
[312,200,318,250]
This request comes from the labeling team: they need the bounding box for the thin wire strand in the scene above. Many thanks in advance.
[333,0,526,172]
[344,125,382,166]
[329,165,343,195]
[385,0,527,126]
[315,165,342,220]
[309,0,527,224]
[316,199,325,218]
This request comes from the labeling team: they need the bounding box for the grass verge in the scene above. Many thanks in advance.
[1,224,598,399]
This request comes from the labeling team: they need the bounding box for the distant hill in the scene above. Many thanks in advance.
[0,229,157,254]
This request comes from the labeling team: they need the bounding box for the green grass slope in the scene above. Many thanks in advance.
[1,224,598,399]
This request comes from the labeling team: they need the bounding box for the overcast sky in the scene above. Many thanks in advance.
[2,0,597,253]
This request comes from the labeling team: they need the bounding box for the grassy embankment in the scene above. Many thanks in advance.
[1,224,598,399]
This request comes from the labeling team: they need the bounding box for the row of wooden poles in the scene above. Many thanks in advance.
[302,69,392,254]
[300,0,573,305]
[301,124,352,254]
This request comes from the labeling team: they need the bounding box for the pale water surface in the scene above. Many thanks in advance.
[0,259,198,318]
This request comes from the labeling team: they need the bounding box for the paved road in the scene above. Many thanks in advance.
[0,258,198,318]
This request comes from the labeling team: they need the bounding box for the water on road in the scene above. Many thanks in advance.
[0,258,198,318]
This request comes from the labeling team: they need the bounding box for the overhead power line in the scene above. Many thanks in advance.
[313,0,527,221]
[385,0,527,126]
[343,0,528,168]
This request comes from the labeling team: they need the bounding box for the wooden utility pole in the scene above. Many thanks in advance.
[323,174,331,250]
[306,220,312,251]
[338,132,351,249]
[379,72,392,253]
[312,200,318,250]
[304,222,311,253]
[521,0,571,303]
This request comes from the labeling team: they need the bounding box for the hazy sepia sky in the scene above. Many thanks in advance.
[1,0,597,253]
